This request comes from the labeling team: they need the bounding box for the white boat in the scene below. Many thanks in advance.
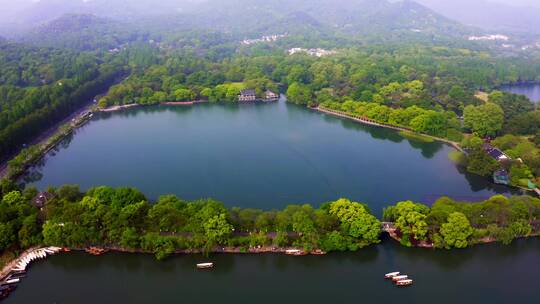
[5,278,20,284]
[196,263,214,269]
[384,271,400,279]
[392,275,408,282]
[285,249,306,256]
[396,279,413,286]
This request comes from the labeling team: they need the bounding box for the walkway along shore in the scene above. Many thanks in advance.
[0,110,95,180]
[98,100,209,112]
[314,106,540,196]
[314,106,464,153]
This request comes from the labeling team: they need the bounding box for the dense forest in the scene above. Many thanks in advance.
[0,40,136,159]
[383,195,540,248]
[0,184,539,260]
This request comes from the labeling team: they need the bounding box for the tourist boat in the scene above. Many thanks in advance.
[196,263,214,269]
[391,275,408,282]
[384,272,400,279]
[311,249,327,255]
[396,279,413,286]
[7,273,25,280]
[4,278,20,285]
[85,247,107,256]
[10,270,26,276]
[285,249,307,256]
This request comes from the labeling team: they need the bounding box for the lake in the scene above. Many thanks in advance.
[25,99,514,215]
[500,83,540,102]
[5,237,540,304]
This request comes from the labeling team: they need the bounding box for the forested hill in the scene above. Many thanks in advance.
[183,0,472,37]
[28,14,111,35]
[18,14,123,50]
[8,0,476,50]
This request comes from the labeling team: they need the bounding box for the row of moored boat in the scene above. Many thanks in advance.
[0,247,62,300]
[384,271,413,287]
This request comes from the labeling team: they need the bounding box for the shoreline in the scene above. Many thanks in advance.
[3,230,539,280]
[314,106,464,152]
[0,102,95,179]
[98,103,141,112]
[0,110,95,180]
[98,100,210,113]
[383,222,539,248]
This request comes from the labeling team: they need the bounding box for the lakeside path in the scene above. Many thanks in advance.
[0,102,96,179]
[314,106,464,153]
[98,100,209,113]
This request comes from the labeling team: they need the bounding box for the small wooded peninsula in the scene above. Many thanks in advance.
[1,185,538,263]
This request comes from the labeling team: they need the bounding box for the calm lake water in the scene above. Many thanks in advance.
[5,237,540,304]
[25,99,513,215]
[500,83,540,102]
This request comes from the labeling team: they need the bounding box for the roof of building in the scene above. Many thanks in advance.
[483,143,507,160]
[487,148,504,159]
[240,89,256,96]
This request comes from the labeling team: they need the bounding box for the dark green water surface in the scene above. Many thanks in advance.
[5,238,540,304]
[26,100,513,215]
[500,83,540,102]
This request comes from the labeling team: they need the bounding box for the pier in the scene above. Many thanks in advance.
[0,247,62,300]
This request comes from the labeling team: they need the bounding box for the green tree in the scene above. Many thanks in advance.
[392,201,429,242]
[286,82,313,105]
[463,103,504,137]
[440,212,473,249]
[120,228,140,249]
[203,213,233,244]
[466,149,499,177]
[328,198,380,245]
[172,88,196,101]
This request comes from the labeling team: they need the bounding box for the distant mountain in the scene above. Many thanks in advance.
[416,0,540,35]
[185,0,472,38]
[28,14,111,35]
[8,0,480,49]
[0,0,203,36]
[18,14,124,50]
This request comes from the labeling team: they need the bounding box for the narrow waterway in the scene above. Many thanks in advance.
[500,82,540,102]
[5,238,540,304]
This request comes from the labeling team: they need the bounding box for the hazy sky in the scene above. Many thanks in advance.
[490,0,540,7]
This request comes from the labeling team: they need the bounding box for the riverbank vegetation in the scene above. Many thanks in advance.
[383,195,540,248]
[1,185,540,261]
[0,41,128,159]
[320,101,463,141]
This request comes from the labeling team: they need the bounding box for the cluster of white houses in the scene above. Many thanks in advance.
[238,89,279,102]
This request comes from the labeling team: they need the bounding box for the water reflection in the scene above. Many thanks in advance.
[500,83,540,102]
[22,103,515,210]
